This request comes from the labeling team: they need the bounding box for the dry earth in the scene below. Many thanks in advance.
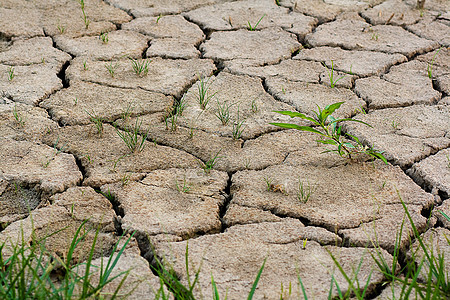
[0,0,449,299]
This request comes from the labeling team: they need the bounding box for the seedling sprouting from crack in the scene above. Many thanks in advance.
[105,62,118,78]
[215,99,234,125]
[85,110,104,135]
[427,47,442,79]
[176,95,188,116]
[176,176,191,193]
[232,105,245,140]
[99,32,109,44]
[129,58,150,77]
[321,60,351,88]
[263,176,274,192]
[79,0,90,29]
[13,104,25,127]
[271,102,387,163]
[247,14,265,31]
[297,177,317,203]
[7,66,14,81]
[164,111,178,132]
[251,98,258,113]
[202,149,222,173]
[196,76,217,110]
[43,137,67,168]
[57,23,65,34]
[83,60,88,71]
[115,117,150,153]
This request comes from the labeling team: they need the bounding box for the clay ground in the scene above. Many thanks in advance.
[0,0,449,298]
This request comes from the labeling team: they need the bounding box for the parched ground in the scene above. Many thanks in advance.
[0,0,449,299]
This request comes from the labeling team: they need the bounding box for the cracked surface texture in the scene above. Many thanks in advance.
[0,0,449,298]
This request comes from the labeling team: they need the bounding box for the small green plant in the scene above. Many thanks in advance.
[427,47,442,79]
[121,101,134,122]
[57,24,65,34]
[391,118,400,130]
[156,14,162,24]
[270,102,387,163]
[215,99,233,125]
[176,95,188,116]
[176,176,191,193]
[203,149,222,173]
[79,0,90,29]
[99,32,109,44]
[371,32,379,41]
[247,14,265,31]
[196,76,217,110]
[251,99,258,113]
[109,154,128,173]
[43,137,67,168]
[232,106,245,140]
[121,173,131,186]
[115,118,149,153]
[12,104,25,127]
[263,176,274,191]
[275,0,281,5]
[73,97,78,105]
[297,177,317,203]
[129,58,150,77]
[446,153,450,168]
[85,110,104,135]
[83,60,88,71]
[7,66,14,81]
[321,60,350,88]
[105,62,118,78]
[164,111,178,132]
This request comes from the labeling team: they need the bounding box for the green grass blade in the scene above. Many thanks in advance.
[269,123,324,135]
[272,111,319,124]
[247,257,267,300]
[211,273,220,300]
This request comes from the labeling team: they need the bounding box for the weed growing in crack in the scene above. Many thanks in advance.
[121,101,134,122]
[176,176,191,193]
[321,60,350,88]
[297,177,317,203]
[196,76,217,110]
[85,110,104,135]
[232,105,245,140]
[57,23,65,34]
[105,62,118,78]
[263,176,274,191]
[247,14,265,31]
[83,60,88,71]
[175,95,188,116]
[43,137,67,168]
[129,58,150,77]
[271,102,387,163]
[79,0,90,29]
[371,32,379,41]
[251,98,258,113]
[115,118,149,153]
[203,149,222,173]
[99,32,109,44]
[7,66,14,81]
[215,99,233,125]
[427,47,442,79]
[164,112,178,132]
[109,154,128,173]
[12,104,25,127]
[0,220,135,299]
[121,173,131,186]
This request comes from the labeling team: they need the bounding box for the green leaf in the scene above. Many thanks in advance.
[247,258,266,300]
[316,139,338,145]
[321,102,344,120]
[329,118,372,128]
[370,152,388,164]
[269,123,324,135]
[272,111,318,124]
